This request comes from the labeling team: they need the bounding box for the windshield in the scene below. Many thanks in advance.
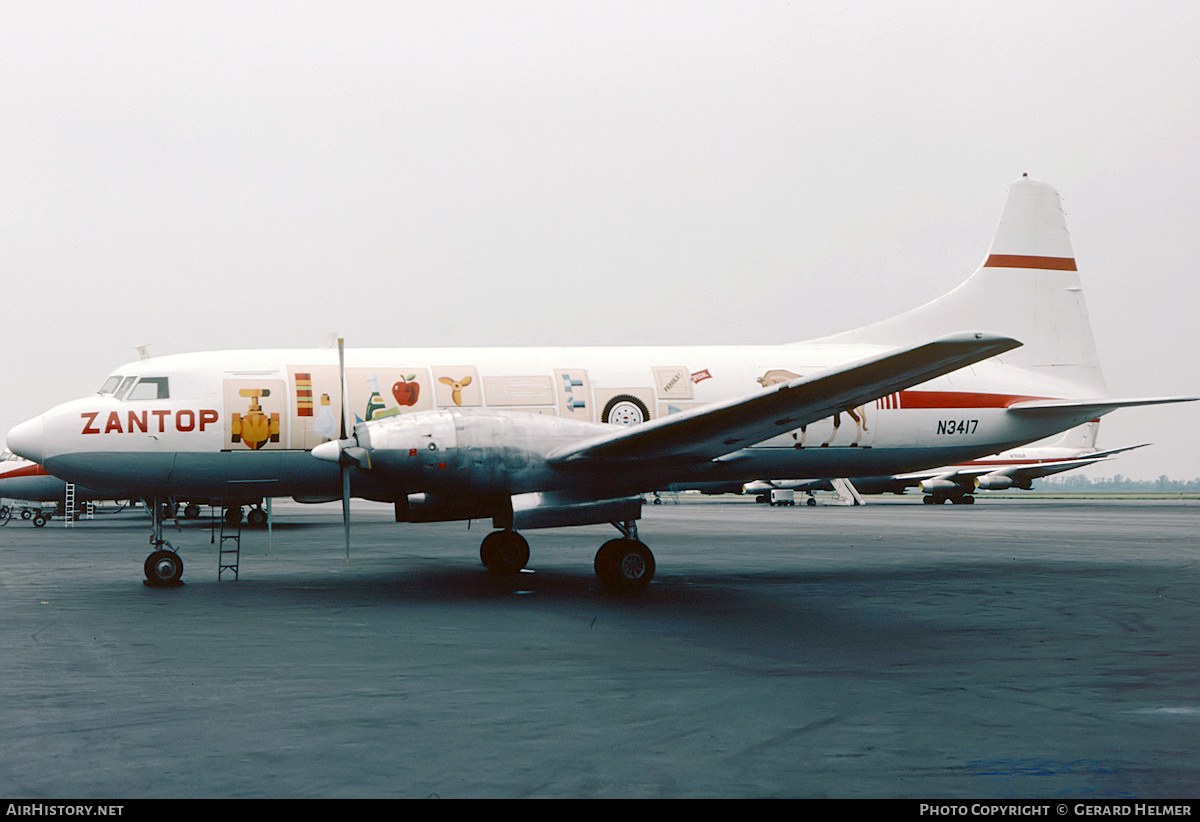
[126,377,170,401]
[114,376,138,400]
[98,376,124,395]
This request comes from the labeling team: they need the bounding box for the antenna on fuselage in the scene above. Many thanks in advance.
[135,343,154,360]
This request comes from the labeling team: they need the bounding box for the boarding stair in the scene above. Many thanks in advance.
[829,478,865,506]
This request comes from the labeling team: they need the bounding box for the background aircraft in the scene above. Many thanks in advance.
[7,178,1193,588]
[0,450,115,525]
[745,422,1148,505]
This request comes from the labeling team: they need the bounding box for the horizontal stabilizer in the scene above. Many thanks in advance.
[1007,397,1197,417]
[549,331,1020,465]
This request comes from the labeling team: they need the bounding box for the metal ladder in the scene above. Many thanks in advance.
[218,508,242,580]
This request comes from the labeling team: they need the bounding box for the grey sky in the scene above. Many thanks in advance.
[2,1,1197,480]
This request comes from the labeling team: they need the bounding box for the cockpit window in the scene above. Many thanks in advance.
[114,376,138,400]
[126,377,170,401]
[98,376,123,395]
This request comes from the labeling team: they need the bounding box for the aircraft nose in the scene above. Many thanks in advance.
[7,416,45,464]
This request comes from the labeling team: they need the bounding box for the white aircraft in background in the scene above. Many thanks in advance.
[0,450,229,524]
[0,450,117,525]
[7,176,1192,588]
[744,421,1148,505]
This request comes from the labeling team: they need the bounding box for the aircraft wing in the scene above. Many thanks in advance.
[997,456,1114,481]
[1087,442,1152,459]
[989,444,1155,482]
[906,456,1108,483]
[548,331,1021,466]
[893,442,1148,483]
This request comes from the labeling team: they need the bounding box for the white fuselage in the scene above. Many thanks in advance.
[7,340,1101,506]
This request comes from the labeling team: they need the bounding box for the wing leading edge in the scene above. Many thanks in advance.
[547,331,1022,466]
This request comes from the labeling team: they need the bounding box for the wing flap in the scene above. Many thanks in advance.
[548,331,1021,465]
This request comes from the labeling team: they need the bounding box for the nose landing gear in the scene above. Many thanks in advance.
[142,496,184,587]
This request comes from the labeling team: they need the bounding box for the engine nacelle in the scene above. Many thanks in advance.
[919,478,963,493]
[357,408,614,497]
[974,474,1014,490]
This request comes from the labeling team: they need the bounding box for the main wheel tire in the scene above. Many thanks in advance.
[480,530,530,574]
[595,538,655,591]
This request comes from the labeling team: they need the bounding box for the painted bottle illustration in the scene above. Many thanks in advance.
[365,374,387,421]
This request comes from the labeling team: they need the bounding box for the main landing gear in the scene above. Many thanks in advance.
[478,519,655,591]
[479,529,531,574]
[922,493,975,505]
[594,528,655,591]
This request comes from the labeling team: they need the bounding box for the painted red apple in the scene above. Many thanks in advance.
[392,376,420,406]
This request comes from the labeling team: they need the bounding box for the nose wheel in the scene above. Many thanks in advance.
[144,544,184,586]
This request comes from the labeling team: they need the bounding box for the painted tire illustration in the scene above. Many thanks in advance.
[602,395,649,425]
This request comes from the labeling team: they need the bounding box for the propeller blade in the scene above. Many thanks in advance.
[337,337,348,440]
[338,336,351,562]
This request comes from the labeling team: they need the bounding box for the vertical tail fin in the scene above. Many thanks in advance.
[819,175,1107,396]
[1045,420,1102,452]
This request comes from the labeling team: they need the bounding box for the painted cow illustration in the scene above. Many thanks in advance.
[756,369,867,446]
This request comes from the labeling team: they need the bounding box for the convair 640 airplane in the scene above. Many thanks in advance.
[6,176,1191,589]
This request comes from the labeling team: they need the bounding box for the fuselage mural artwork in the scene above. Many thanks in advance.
[214,361,871,453]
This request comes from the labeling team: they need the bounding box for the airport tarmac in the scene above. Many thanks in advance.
[0,496,1196,799]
